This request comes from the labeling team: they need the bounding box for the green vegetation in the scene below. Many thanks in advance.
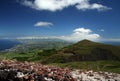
[0,39,120,73]
[47,61,120,73]
[0,49,57,62]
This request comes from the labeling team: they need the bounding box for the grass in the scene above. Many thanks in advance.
[0,49,57,62]
[47,61,120,73]
[0,40,120,73]
[0,52,35,61]
[0,52,120,73]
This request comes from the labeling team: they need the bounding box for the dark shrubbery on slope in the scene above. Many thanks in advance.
[43,40,120,63]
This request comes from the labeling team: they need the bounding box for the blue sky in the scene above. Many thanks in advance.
[0,0,120,41]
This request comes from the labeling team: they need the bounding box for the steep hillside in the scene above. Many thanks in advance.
[43,39,120,63]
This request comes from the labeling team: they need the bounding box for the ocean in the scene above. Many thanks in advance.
[0,39,20,51]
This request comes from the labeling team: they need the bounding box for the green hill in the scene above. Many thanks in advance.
[43,39,120,63]
[1,39,120,73]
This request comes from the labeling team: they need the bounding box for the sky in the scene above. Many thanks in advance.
[0,0,120,42]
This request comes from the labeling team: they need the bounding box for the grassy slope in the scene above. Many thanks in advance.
[47,61,120,73]
[1,52,120,73]
[0,40,120,73]
[43,40,120,63]
[0,49,57,62]
[62,39,120,57]
[42,40,120,73]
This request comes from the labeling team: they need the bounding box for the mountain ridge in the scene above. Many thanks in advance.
[42,39,120,63]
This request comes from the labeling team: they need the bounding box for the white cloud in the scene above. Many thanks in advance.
[20,0,111,12]
[7,27,100,42]
[34,22,53,27]
[73,27,92,34]
[76,2,111,11]
[60,27,100,41]
[98,29,105,32]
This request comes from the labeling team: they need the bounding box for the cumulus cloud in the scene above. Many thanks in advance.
[76,1,111,11]
[34,22,53,27]
[16,27,100,41]
[60,27,100,41]
[12,27,100,42]
[73,27,92,34]
[19,0,111,12]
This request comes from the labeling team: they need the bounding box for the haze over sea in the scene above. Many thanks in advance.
[0,39,120,51]
[0,39,20,51]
